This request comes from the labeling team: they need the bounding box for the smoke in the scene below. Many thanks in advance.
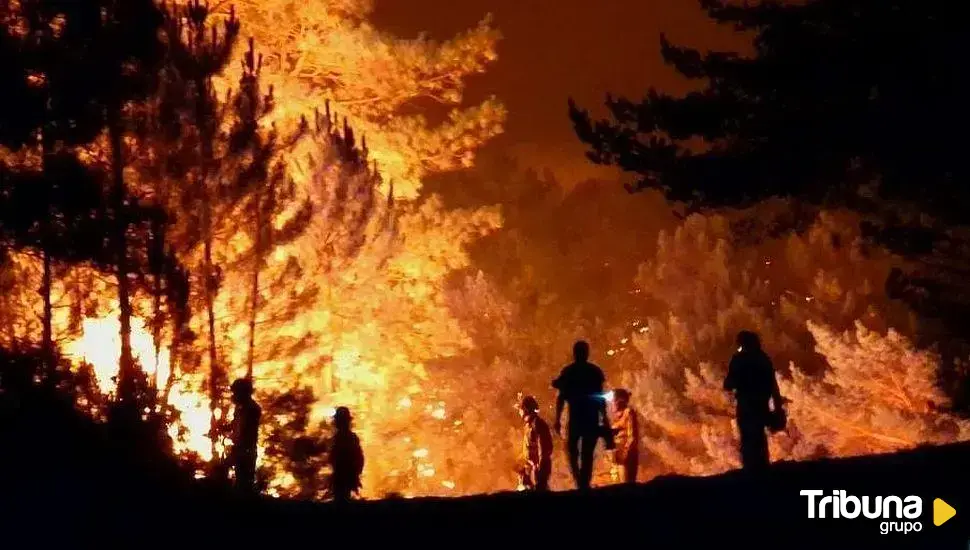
[438,159,970,485]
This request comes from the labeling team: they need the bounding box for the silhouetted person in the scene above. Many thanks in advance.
[723,331,785,471]
[230,378,261,493]
[553,340,612,489]
[610,388,639,484]
[329,406,364,502]
[518,395,553,491]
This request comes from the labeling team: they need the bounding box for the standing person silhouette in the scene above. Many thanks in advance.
[229,378,261,494]
[328,406,364,502]
[552,340,612,490]
[610,388,639,484]
[517,395,553,491]
[723,331,785,471]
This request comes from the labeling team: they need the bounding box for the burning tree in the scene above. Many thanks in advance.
[1,2,129,382]
[214,0,506,196]
[38,0,507,498]
[569,0,970,382]
[150,2,247,461]
[781,321,970,458]
[236,94,311,383]
[232,105,396,496]
[0,3,208,479]
[0,1,99,374]
[0,0,184,403]
[619,207,969,476]
[248,193,500,498]
[108,0,511,498]
[6,0,510,498]
[176,0,512,497]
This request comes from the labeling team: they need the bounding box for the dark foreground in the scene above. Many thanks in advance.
[4,444,970,548]
[1,382,968,549]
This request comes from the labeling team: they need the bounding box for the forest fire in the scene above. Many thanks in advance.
[66,314,170,394]
[64,313,215,461]
[2,0,970,512]
[61,304,470,495]
[7,0,970,546]
[0,0,507,499]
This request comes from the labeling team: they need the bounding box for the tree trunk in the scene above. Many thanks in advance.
[151,220,164,391]
[247,256,258,381]
[162,281,181,408]
[162,340,177,407]
[39,135,55,380]
[194,72,221,465]
[247,200,262,381]
[108,115,136,404]
[41,248,53,376]
[199,115,220,464]
[204,204,220,461]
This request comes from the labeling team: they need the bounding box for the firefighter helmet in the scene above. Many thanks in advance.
[520,395,539,413]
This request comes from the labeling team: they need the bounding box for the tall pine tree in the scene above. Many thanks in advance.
[152,4,312,465]
[0,0,114,376]
[73,0,167,405]
[225,44,313,381]
[151,1,242,462]
[570,0,966,217]
[0,0,174,398]
[569,0,970,352]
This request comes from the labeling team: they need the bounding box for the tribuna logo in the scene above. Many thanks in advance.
[800,490,923,534]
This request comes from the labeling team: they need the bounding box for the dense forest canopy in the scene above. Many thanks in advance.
[570,0,967,217]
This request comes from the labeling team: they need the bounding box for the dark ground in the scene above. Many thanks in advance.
[4,440,970,547]
[2,379,969,549]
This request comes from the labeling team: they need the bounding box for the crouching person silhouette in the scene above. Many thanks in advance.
[723,331,786,471]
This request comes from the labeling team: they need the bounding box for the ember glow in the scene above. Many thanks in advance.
[64,313,215,461]
[66,314,170,394]
[54,0,512,498]
[44,202,970,497]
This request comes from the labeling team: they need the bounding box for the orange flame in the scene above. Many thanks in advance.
[64,313,214,461]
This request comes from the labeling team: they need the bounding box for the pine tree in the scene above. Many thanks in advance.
[206,0,505,197]
[228,51,314,380]
[569,0,970,382]
[130,93,191,400]
[0,1,171,396]
[307,103,390,274]
[184,7,235,446]
[69,0,167,405]
[150,1,243,461]
[245,104,395,499]
[570,0,966,217]
[0,0,113,377]
[149,5,318,467]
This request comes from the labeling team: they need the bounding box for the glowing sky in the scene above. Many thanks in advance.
[373,0,746,185]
